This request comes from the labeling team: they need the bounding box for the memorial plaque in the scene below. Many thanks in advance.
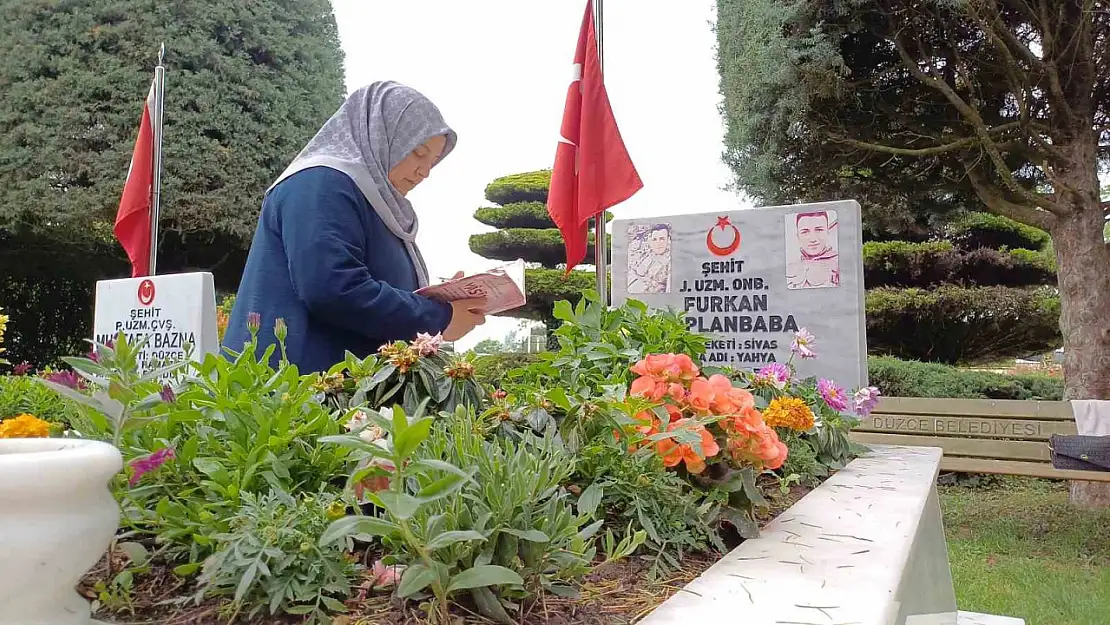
[93,272,219,379]
[612,201,868,390]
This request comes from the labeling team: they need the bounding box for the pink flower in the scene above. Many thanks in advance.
[369,559,405,589]
[159,384,176,403]
[791,328,817,360]
[45,370,84,390]
[755,362,790,389]
[411,332,443,357]
[12,362,32,376]
[817,378,849,412]
[128,447,176,486]
[247,312,261,332]
[853,386,882,417]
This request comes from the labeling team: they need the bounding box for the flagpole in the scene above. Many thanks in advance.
[593,0,608,303]
[148,43,167,276]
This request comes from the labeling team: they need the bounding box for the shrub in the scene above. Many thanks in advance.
[862,241,1056,288]
[517,269,599,322]
[484,170,551,205]
[474,204,613,230]
[866,286,1061,364]
[944,212,1051,251]
[475,202,554,229]
[0,374,85,427]
[469,229,607,267]
[474,353,539,389]
[867,356,1064,400]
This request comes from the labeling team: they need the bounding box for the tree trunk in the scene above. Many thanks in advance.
[1050,176,1110,508]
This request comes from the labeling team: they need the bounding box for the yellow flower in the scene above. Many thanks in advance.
[762,397,815,431]
[0,413,52,439]
[0,307,9,363]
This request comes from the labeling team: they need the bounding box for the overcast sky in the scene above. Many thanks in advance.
[330,0,751,348]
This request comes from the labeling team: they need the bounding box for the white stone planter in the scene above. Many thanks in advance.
[0,438,122,625]
[641,445,1024,625]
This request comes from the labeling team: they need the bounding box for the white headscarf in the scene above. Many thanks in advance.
[268,81,457,288]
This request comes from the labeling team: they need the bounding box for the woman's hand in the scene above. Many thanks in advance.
[444,298,486,341]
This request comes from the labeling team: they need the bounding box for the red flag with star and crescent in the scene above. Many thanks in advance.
[547,0,643,274]
[114,77,157,278]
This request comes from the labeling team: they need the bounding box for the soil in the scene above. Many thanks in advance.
[79,483,812,625]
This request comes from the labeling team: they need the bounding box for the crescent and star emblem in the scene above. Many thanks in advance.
[706,216,741,257]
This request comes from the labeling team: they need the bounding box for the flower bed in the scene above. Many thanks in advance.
[0,294,881,624]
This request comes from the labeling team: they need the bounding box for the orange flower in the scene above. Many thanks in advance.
[630,353,700,383]
[616,411,662,452]
[726,422,789,471]
[687,377,714,413]
[663,404,684,424]
[762,397,816,431]
[655,418,720,474]
[630,375,667,401]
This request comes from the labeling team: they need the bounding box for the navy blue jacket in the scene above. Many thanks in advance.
[224,167,453,373]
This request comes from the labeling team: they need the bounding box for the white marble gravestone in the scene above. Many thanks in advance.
[612,200,869,390]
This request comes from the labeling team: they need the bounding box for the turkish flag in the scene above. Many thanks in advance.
[114,78,157,278]
[547,0,642,274]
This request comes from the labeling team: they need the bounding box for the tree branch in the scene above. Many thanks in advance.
[965,166,1056,230]
[825,122,1022,156]
[890,32,1066,215]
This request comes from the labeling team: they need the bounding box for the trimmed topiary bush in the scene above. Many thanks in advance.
[469,229,608,267]
[474,202,554,229]
[866,286,1061,364]
[862,241,1056,288]
[484,170,552,205]
[516,269,600,321]
[944,212,1051,251]
[867,356,1063,400]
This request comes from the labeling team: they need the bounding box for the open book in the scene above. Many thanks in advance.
[415,259,527,316]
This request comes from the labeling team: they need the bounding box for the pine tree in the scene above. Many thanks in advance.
[716,0,1110,404]
[0,0,345,366]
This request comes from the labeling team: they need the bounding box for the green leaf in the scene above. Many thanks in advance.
[376,491,421,521]
[545,387,572,411]
[319,515,399,547]
[393,416,433,460]
[409,458,475,481]
[416,473,468,503]
[173,562,202,576]
[117,541,149,567]
[390,405,408,437]
[501,528,549,543]
[318,434,392,459]
[577,483,604,518]
[425,530,487,550]
[471,587,514,624]
[366,364,397,388]
[192,458,229,483]
[446,565,523,593]
[397,564,437,598]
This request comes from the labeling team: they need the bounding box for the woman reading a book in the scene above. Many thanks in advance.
[224,82,486,372]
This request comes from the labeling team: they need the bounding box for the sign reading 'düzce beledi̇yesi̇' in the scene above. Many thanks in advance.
[93,272,219,378]
[612,200,868,390]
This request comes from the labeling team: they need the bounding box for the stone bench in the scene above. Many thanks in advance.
[852,397,1110,481]
[639,445,1024,625]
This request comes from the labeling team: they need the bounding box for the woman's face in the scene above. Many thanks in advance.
[389,134,448,196]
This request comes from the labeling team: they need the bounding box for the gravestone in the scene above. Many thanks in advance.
[611,200,868,390]
[93,272,219,379]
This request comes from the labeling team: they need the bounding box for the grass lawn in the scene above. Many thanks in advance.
[941,477,1110,625]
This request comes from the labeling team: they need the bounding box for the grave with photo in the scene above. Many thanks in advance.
[612,200,869,390]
